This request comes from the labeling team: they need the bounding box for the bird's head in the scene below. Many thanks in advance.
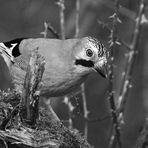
[73,37,109,78]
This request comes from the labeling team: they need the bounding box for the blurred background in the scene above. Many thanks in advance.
[0,0,148,147]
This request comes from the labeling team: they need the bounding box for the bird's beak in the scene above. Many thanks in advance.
[94,64,108,78]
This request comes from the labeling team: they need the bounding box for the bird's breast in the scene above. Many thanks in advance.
[40,64,88,97]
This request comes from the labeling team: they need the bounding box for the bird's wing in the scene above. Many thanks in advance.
[14,54,29,72]
[14,38,79,71]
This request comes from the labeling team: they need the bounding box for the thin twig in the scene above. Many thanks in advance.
[57,0,66,39]
[81,83,89,139]
[57,0,74,129]
[99,0,137,22]
[57,0,73,128]
[108,0,121,147]
[75,0,80,38]
[47,22,60,39]
[40,22,48,38]
[41,22,60,39]
[63,96,75,129]
[74,0,89,139]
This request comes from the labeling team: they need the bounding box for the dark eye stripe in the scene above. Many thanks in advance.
[75,59,94,67]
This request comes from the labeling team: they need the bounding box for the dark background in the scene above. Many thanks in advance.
[0,0,148,147]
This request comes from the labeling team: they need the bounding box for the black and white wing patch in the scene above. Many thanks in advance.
[0,42,14,62]
[3,38,26,57]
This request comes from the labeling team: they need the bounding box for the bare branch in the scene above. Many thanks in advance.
[41,22,60,39]
[81,83,89,139]
[57,0,66,39]
[117,0,146,119]
[75,0,80,38]
[40,22,48,38]
[109,0,146,147]
[108,0,121,147]
[47,22,60,39]
[73,0,89,139]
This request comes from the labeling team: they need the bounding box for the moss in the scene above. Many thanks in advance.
[0,90,92,148]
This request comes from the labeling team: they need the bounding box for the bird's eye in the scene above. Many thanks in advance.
[86,49,93,57]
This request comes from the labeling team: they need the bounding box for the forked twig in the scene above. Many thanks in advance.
[41,22,60,39]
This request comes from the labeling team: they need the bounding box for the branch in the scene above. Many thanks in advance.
[117,0,146,122]
[74,0,89,139]
[110,0,146,147]
[46,22,60,39]
[81,83,89,139]
[41,22,60,39]
[75,0,80,38]
[108,0,121,147]
[57,0,75,129]
[20,48,45,126]
[57,0,66,39]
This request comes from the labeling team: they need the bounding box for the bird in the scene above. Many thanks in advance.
[0,37,109,120]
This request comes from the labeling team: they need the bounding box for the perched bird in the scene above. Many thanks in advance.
[0,37,109,120]
[0,37,108,97]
